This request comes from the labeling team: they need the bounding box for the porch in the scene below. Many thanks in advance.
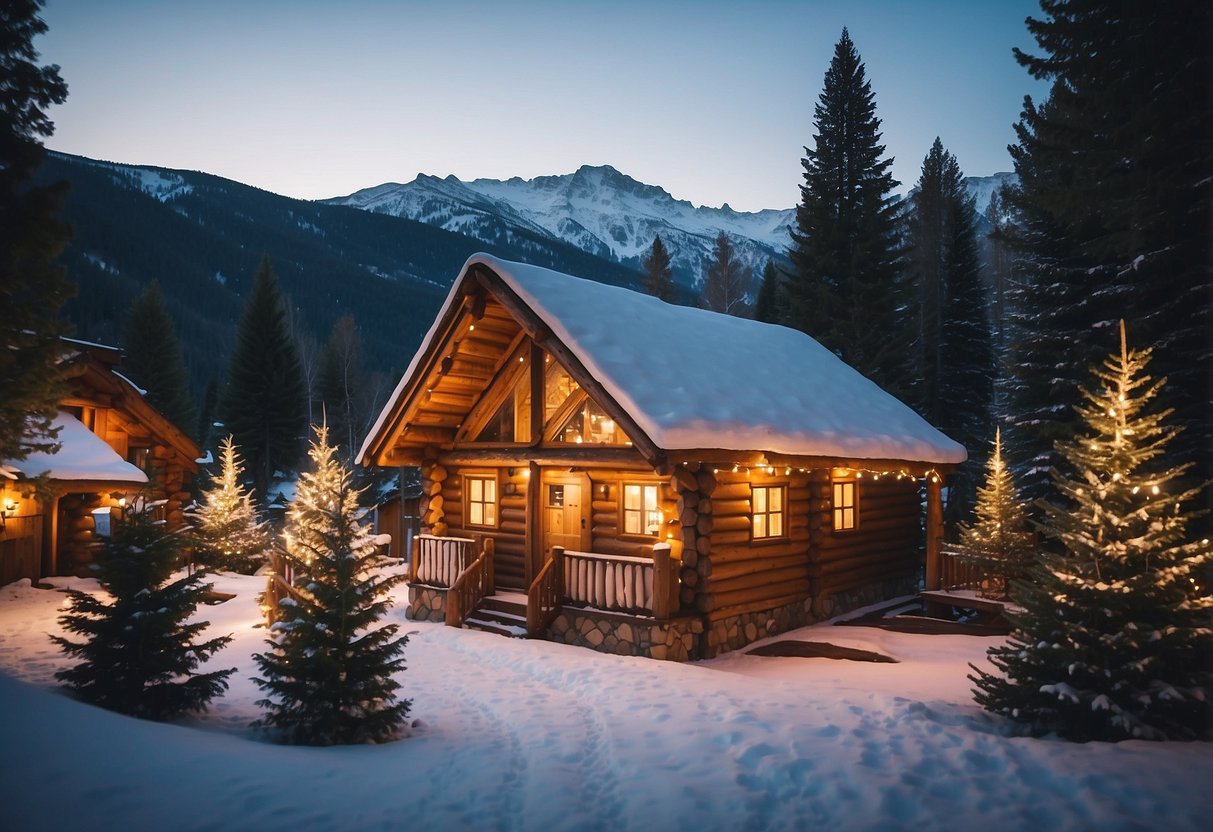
[405,533,700,660]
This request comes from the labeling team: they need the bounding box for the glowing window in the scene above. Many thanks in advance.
[752,485,785,540]
[543,357,580,424]
[466,475,498,528]
[556,398,628,445]
[623,483,662,536]
[833,481,857,531]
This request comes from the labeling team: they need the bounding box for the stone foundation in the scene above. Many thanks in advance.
[702,575,919,658]
[547,607,704,661]
[410,574,917,661]
[406,584,448,623]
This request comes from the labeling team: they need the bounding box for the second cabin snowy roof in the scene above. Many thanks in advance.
[363,254,966,466]
[6,412,149,484]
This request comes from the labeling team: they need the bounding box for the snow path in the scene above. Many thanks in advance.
[1,572,1209,831]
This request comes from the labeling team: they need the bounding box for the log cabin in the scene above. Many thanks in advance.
[358,254,966,659]
[0,338,201,585]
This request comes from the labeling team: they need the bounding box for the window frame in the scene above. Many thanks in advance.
[832,480,858,532]
[620,482,663,539]
[751,483,788,541]
[464,472,499,529]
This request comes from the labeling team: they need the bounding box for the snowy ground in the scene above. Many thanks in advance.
[1,568,1209,831]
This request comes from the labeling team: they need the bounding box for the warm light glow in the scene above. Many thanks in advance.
[118,497,127,507]
[469,324,475,331]
[1151,485,1160,495]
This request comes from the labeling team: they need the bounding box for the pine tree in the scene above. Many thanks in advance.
[189,435,270,573]
[641,234,676,302]
[252,425,411,745]
[700,231,752,317]
[121,280,196,436]
[52,505,235,720]
[1003,1,1213,511]
[0,0,73,463]
[972,323,1212,741]
[219,256,307,505]
[787,28,908,398]
[196,375,219,449]
[942,428,1035,599]
[753,260,782,324]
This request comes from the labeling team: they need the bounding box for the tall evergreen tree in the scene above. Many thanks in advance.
[0,0,72,463]
[189,435,270,573]
[316,314,366,465]
[753,260,782,324]
[700,231,752,317]
[53,505,235,720]
[905,140,995,444]
[219,256,307,505]
[788,28,908,398]
[942,428,1035,599]
[121,280,196,436]
[972,324,1211,741]
[1002,1,1213,512]
[252,425,411,745]
[641,234,676,302]
[196,375,219,450]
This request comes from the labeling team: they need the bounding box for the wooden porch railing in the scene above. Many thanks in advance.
[527,546,565,636]
[263,550,305,625]
[940,550,986,592]
[446,539,495,627]
[561,542,673,619]
[410,534,476,587]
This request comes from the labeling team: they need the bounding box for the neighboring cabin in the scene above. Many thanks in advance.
[0,339,201,585]
[363,254,967,659]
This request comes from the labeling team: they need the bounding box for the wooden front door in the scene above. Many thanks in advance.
[540,472,590,569]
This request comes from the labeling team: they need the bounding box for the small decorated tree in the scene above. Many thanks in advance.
[972,323,1212,741]
[252,425,410,745]
[190,435,270,573]
[942,427,1035,598]
[53,505,235,720]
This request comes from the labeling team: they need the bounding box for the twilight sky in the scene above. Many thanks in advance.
[38,0,1049,212]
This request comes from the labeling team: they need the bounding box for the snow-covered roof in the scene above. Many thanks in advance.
[363,255,966,465]
[4,412,149,484]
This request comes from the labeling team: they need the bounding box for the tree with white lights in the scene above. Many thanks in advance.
[972,323,1212,741]
[252,425,410,745]
[942,427,1035,599]
[190,435,270,573]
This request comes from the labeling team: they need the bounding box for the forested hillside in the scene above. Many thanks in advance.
[37,152,642,399]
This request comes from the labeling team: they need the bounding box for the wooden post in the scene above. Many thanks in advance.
[409,535,420,584]
[485,537,496,594]
[651,543,671,620]
[552,546,565,602]
[925,475,944,591]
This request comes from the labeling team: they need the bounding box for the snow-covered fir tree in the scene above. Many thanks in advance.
[53,504,235,720]
[972,323,1212,741]
[189,435,270,573]
[252,425,410,745]
[942,427,1034,599]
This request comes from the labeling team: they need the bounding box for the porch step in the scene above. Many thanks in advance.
[464,594,528,638]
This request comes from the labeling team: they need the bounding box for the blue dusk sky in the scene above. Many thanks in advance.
[38,0,1049,212]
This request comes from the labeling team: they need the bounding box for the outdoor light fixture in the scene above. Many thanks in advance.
[0,497,15,531]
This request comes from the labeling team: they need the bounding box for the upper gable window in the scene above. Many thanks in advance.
[555,398,629,445]
[543,356,580,424]
[475,372,531,443]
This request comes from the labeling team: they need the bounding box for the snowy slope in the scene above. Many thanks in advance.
[328,165,795,289]
[1,572,1209,831]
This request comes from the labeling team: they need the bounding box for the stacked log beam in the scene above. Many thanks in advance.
[670,463,715,613]
[419,447,448,537]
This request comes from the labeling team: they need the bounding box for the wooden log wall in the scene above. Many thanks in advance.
[809,473,920,596]
[585,470,678,560]
[700,468,812,621]
[437,462,530,589]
